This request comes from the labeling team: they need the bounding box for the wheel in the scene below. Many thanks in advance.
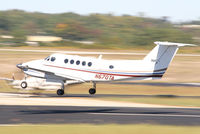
[89,88,96,95]
[21,81,27,89]
[57,89,64,96]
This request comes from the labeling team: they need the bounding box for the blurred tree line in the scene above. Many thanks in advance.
[0,10,195,48]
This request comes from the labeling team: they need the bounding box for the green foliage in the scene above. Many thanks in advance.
[0,10,194,48]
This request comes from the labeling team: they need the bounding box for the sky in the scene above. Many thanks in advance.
[0,0,200,22]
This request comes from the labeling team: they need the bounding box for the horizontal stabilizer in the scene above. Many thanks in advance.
[154,41,197,47]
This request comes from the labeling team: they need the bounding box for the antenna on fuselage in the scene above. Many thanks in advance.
[98,54,103,60]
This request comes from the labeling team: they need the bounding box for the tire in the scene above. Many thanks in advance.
[89,88,96,95]
[57,89,64,96]
[21,81,27,89]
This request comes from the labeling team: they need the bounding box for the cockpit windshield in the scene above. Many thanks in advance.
[44,56,50,61]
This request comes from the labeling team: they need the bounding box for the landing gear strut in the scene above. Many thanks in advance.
[89,82,96,95]
[57,81,65,96]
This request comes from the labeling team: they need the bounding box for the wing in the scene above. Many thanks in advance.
[22,65,85,83]
[0,77,14,82]
[54,73,85,83]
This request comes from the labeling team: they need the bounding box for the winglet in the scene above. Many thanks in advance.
[154,41,197,47]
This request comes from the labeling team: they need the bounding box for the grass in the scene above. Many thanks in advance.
[68,83,200,96]
[102,97,200,107]
[0,80,19,93]
[0,124,200,134]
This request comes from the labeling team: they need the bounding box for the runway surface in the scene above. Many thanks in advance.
[111,82,200,87]
[1,105,200,125]
[8,92,200,99]
[1,93,200,126]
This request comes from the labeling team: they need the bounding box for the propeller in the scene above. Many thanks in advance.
[12,73,15,80]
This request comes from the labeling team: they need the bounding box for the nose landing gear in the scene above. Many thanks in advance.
[21,81,28,89]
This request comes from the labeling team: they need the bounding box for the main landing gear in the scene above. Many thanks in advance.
[57,81,65,96]
[89,82,96,95]
[57,89,64,96]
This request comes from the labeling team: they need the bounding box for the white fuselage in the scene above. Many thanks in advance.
[21,53,164,83]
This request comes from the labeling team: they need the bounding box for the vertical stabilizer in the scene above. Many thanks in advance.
[144,41,196,72]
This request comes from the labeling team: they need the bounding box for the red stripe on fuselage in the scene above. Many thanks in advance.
[44,64,163,77]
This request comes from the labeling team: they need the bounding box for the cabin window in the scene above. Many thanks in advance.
[82,61,86,66]
[88,62,92,67]
[64,59,68,64]
[109,65,114,69]
[76,60,80,65]
[70,60,74,64]
[51,57,56,62]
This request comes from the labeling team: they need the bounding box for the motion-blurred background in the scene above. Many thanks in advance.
[0,0,200,51]
[1,1,200,133]
[0,10,199,49]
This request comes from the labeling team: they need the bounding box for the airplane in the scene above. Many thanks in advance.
[16,41,196,96]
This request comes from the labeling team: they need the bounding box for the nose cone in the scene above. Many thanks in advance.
[16,63,27,70]
[16,63,23,69]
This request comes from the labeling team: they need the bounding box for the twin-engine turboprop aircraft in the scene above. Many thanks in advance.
[16,41,196,95]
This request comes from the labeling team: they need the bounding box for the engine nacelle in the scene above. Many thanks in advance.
[24,69,45,79]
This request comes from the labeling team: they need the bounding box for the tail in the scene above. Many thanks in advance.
[143,41,196,74]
